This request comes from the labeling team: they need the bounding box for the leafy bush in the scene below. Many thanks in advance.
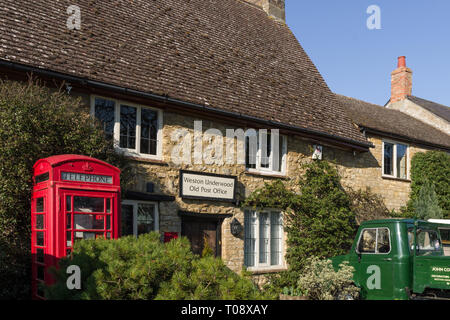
[407,151,450,218]
[281,286,307,297]
[243,179,299,211]
[0,78,130,299]
[413,179,443,220]
[155,257,266,300]
[284,161,357,275]
[245,161,358,292]
[347,187,391,224]
[46,233,266,300]
[296,257,359,300]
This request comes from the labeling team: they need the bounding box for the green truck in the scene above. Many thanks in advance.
[332,219,450,300]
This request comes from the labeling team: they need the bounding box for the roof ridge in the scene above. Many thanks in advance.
[407,95,450,108]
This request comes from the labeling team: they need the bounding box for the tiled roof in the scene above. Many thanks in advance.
[407,96,450,122]
[336,94,450,149]
[0,0,369,147]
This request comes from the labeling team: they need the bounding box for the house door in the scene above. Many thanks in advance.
[182,218,219,257]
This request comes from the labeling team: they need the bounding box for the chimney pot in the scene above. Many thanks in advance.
[398,56,406,68]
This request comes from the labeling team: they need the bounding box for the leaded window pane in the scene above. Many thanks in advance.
[244,211,257,267]
[259,212,269,264]
[270,212,282,266]
[396,144,408,179]
[245,135,257,169]
[384,142,394,176]
[94,98,115,140]
[140,108,158,155]
[137,203,155,236]
[120,105,137,149]
[121,204,134,236]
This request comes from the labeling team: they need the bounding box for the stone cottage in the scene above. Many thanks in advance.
[0,0,448,279]
[336,57,450,211]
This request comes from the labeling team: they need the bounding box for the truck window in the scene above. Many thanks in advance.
[408,228,414,253]
[416,229,441,255]
[357,228,391,254]
[440,228,450,256]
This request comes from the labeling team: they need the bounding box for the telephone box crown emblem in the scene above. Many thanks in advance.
[82,162,93,172]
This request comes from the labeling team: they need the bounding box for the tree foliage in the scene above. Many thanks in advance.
[413,179,443,220]
[347,187,391,224]
[46,233,267,300]
[245,161,358,289]
[0,78,130,299]
[407,151,450,218]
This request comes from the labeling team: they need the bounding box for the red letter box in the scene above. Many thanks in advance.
[31,154,121,299]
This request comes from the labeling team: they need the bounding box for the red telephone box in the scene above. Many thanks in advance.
[31,154,121,299]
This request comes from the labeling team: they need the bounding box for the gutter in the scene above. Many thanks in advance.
[0,60,373,151]
[361,126,450,152]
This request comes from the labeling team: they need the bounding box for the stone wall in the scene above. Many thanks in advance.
[388,99,450,135]
[79,94,435,276]
[337,134,432,211]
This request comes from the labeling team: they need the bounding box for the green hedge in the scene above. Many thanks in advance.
[46,233,268,300]
[407,151,450,218]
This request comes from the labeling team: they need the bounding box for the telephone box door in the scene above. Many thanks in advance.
[61,190,119,257]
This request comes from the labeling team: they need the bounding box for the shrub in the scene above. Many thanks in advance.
[284,161,357,275]
[155,257,266,300]
[296,257,359,300]
[46,233,196,299]
[413,179,443,220]
[245,161,358,292]
[347,187,391,225]
[407,151,450,218]
[0,78,130,299]
[46,233,266,300]
[243,179,299,211]
[281,286,307,297]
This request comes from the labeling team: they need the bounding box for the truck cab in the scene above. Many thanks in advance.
[332,219,450,300]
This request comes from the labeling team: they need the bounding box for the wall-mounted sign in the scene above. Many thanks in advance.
[179,170,237,202]
[61,172,113,184]
[312,145,323,160]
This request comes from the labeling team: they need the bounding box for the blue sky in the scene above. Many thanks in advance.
[285,0,450,106]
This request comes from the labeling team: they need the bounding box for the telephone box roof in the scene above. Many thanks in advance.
[33,154,120,172]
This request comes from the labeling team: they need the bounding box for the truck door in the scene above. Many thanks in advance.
[356,227,395,299]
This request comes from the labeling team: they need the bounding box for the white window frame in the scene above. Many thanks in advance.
[244,209,285,271]
[121,200,159,237]
[245,130,287,176]
[381,139,409,180]
[90,95,163,160]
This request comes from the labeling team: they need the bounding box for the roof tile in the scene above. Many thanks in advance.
[0,0,368,145]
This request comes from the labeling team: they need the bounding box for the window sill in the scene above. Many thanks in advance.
[126,156,168,166]
[381,175,411,183]
[247,267,287,275]
[245,170,288,179]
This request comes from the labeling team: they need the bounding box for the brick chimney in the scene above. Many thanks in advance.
[390,56,413,103]
[244,0,285,23]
